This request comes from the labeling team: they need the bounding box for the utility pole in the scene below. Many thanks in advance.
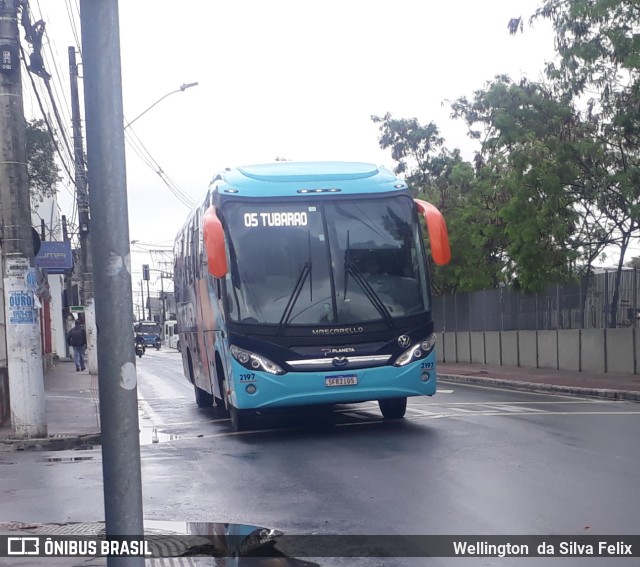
[69,46,97,374]
[80,0,144,559]
[139,280,144,321]
[62,215,75,358]
[0,0,47,438]
[146,279,151,320]
[142,263,150,320]
[160,272,166,325]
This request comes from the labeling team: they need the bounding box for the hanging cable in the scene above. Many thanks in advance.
[124,126,195,208]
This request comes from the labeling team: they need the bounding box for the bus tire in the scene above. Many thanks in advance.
[194,384,213,408]
[230,405,255,432]
[378,397,407,419]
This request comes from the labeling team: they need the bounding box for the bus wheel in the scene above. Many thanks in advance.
[230,406,255,432]
[194,384,213,408]
[378,397,407,419]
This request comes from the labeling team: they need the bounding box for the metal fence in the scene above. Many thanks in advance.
[432,268,640,332]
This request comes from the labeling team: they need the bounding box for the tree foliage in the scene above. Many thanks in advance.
[530,0,640,325]
[26,118,60,205]
[371,113,503,294]
[373,0,640,311]
[372,79,585,294]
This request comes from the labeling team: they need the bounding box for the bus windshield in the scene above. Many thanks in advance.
[134,321,161,336]
[222,195,430,327]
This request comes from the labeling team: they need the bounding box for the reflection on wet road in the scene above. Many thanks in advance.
[136,348,640,443]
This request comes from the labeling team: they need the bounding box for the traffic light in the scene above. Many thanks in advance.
[142,264,150,281]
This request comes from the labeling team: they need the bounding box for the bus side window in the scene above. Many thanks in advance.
[190,221,198,282]
[194,209,201,280]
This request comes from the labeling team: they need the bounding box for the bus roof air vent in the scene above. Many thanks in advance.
[297,188,342,194]
[237,162,380,183]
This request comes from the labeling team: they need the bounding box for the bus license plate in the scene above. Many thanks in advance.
[325,375,358,387]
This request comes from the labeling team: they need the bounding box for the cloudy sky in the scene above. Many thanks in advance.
[25,0,557,303]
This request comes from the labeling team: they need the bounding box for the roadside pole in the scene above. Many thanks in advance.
[62,215,75,359]
[68,46,97,375]
[79,0,145,562]
[140,280,145,321]
[143,264,151,320]
[0,0,47,438]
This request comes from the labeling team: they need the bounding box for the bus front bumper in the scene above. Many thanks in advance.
[229,354,438,410]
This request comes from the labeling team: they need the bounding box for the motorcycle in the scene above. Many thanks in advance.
[135,341,145,358]
[154,337,161,350]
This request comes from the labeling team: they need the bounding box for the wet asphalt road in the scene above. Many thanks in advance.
[1,348,639,566]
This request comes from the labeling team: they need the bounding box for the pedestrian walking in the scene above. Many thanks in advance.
[66,318,87,371]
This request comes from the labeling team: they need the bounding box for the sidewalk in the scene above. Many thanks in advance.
[0,360,101,451]
[438,362,640,401]
[0,358,639,451]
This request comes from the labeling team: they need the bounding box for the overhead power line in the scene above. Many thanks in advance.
[124,125,195,209]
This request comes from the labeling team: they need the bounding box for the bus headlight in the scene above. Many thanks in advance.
[230,345,285,375]
[393,333,436,367]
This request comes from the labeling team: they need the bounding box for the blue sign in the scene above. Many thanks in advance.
[35,241,73,274]
[8,291,34,324]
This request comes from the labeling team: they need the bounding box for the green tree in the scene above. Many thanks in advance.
[371,113,508,294]
[372,78,587,295]
[529,0,640,325]
[26,118,60,206]
[626,256,640,269]
[450,76,587,291]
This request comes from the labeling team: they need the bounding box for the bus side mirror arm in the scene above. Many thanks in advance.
[414,199,451,266]
[203,206,229,278]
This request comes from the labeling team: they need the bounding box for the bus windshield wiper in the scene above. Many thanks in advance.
[277,261,312,333]
[346,261,395,329]
[278,231,314,333]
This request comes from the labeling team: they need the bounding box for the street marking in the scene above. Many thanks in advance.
[443,406,484,413]
[406,407,443,417]
[133,360,640,442]
[135,408,640,441]
[479,404,549,413]
[424,399,613,406]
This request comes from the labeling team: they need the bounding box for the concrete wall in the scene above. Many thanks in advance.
[582,329,606,374]
[443,332,456,363]
[537,331,558,370]
[558,330,580,372]
[442,328,638,375]
[501,332,519,366]
[485,332,501,365]
[606,329,635,374]
[519,331,537,369]
[436,333,445,363]
[470,332,485,363]
[457,332,471,363]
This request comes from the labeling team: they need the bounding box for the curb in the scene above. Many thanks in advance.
[0,433,101,452]
[438,374,640,402]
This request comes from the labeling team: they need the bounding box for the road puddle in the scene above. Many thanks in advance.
[139,427,182,445]
[43,456,94,463]
[0,520,319,564]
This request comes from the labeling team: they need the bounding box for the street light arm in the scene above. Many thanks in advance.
[124,82,199,130]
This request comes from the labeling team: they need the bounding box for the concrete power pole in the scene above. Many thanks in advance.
[139,280,144,321]
[80,0,145,558]
[0,0,47,438]
[68,46,97,374]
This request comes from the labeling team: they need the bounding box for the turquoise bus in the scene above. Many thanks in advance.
[174,161,450,430]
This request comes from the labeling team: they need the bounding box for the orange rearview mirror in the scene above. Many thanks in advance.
[203,206,228,278]
[414,199,451,266]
